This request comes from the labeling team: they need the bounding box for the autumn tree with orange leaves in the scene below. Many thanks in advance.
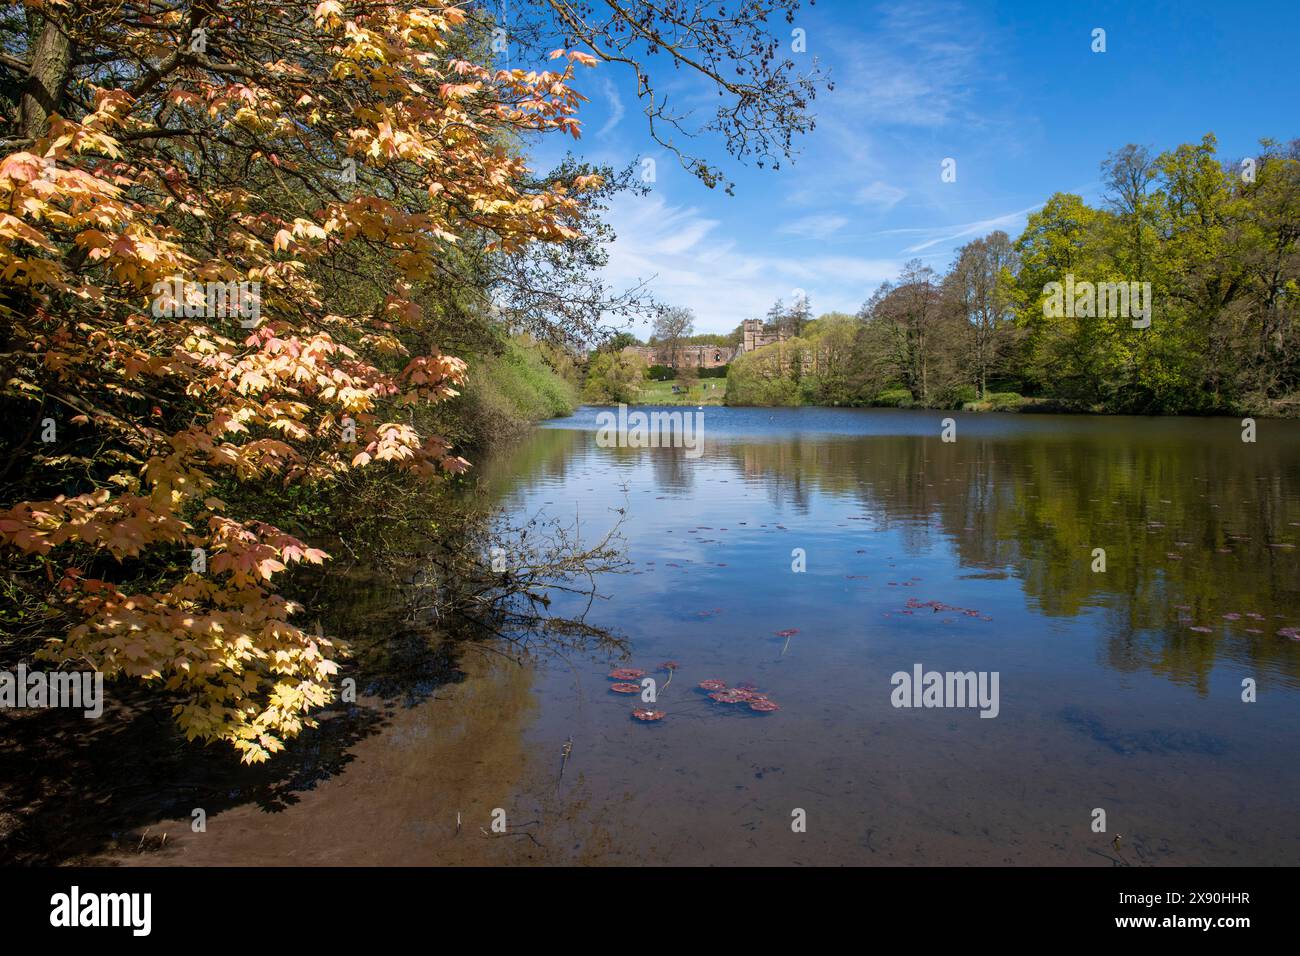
[0,0,823,762]
[0,0,618,762]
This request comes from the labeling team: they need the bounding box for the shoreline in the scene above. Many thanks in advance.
[582,399,1299,419]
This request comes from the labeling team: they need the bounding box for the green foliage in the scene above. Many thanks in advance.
[677,332,737,346]
[989,392,1026,411]
[605,331,640,351]
[874,388,915,408]
[725,346,804,406]
[583,350,648,404]
[949,384,980,407]
[1010,135,1300,413]
[454,337,578,443]
[724,135,1300,415]
[962,391,1026,412]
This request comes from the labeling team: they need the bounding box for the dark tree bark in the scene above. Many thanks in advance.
[19,15,72,139]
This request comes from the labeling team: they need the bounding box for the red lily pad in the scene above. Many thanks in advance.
[632,709,665,722]
[749,700,781,713]
[709,690,748,704]
[774,628,800,638]
[698,679,727,691]
[609,682,641,694]
[609,668,645,681]
[659,661,680,671]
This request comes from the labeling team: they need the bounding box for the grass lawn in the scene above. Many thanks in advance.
[636,378,728,405]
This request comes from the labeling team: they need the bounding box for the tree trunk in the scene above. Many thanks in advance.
[20,16,73,139]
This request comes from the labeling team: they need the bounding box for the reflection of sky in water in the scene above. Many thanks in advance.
[524,406,1300,689]
[472,406,1300,863]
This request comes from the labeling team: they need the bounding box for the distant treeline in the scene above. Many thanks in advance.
[727,134,1299,415]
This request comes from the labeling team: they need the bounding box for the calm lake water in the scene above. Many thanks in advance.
[113,406,1300,866]
[505,406,1300,864]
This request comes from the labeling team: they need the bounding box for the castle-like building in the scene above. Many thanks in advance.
[622,319,787,369]
[622,342,734,369]
[741,317,785,353]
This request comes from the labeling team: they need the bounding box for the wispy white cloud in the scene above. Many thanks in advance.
[547,2,1033,332]
[900,204,1041,254]
[600,195,902,331]
[820,1,982,131]
[778,0,997,224]
[595,75,625,139]
[854,181,907,209]
[778,214,851,240]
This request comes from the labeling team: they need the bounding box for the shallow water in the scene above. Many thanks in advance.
[115,406,1300,866]
[509,406,1300,864]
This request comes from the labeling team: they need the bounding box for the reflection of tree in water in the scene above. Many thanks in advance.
[734,440,818,514]
[345,482,632,671]
[647,445,695,494]
[487,427,698,497]
[473,427,587,499]
[713,428,1300,688]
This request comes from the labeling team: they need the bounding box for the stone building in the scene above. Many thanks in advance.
[623,343,736,369]
[621,319,787,370]
[741,318,785,352]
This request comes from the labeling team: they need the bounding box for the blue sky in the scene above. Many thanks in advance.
[522,0,1300,337]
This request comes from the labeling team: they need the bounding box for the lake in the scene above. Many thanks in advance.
[115,405,1300,866]
[505,406,1300,864]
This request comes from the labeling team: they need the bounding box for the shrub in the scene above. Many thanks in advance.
[948,384,980,407]
[987,391,1026,411]
[455,338,578,443]
[874,388,915,408]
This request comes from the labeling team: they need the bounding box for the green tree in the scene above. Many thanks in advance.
[582,351,647,404]
[947,231,1020,398]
